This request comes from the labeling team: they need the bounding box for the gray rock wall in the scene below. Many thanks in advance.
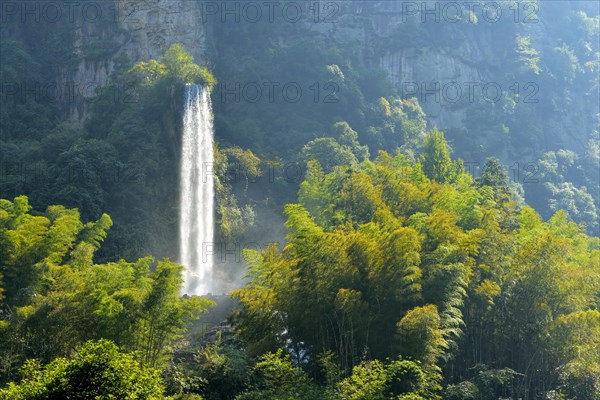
[63,0,207,121]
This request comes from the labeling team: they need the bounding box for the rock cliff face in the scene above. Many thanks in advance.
[64,0,207,120]
[59,0,595,159]
[379,47,486,130]
[115,0,206,63]
[295,1,506,130]
[303,0,597,159]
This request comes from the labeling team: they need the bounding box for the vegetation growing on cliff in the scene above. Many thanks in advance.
[131,44,217,89]
[0,1,599,398]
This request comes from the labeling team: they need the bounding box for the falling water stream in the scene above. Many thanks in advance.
[179,84,214,295]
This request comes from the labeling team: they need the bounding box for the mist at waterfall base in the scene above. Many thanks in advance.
[179,84,215,296]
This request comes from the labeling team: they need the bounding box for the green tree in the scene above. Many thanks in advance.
[335,358,438,400]
[0,340,164,399]
[515,34,541,75]
[130,44,216,88]
[137,260,212,368]
[477,157,512,202]
[419,129,462,184]
[365,97,427,154]
[0,197,213,380]
[302,137,359,173]
[330,122,370,162]
[236,350,323,400]
[547,310,600,399]
[396,305,447,371]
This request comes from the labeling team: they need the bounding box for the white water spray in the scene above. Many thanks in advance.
[180,84,215,295]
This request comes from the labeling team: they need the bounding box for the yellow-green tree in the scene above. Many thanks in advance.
[0,196,213,382]
[130,44,216,88]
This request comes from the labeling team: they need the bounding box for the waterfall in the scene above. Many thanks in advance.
[180,84,215,295]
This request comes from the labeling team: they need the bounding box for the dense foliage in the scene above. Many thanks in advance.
[2,135,597,399]
[0,196,213,384]
[1,1,598,263]
[0,1,598,399]
[210,0,600,235]
[231,132,600,399]
[1,340,164,399]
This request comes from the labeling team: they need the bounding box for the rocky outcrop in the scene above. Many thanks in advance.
[62,0,207,121]
[115,0,206,64]
[303,1,596,158]
[49,0,595,157]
